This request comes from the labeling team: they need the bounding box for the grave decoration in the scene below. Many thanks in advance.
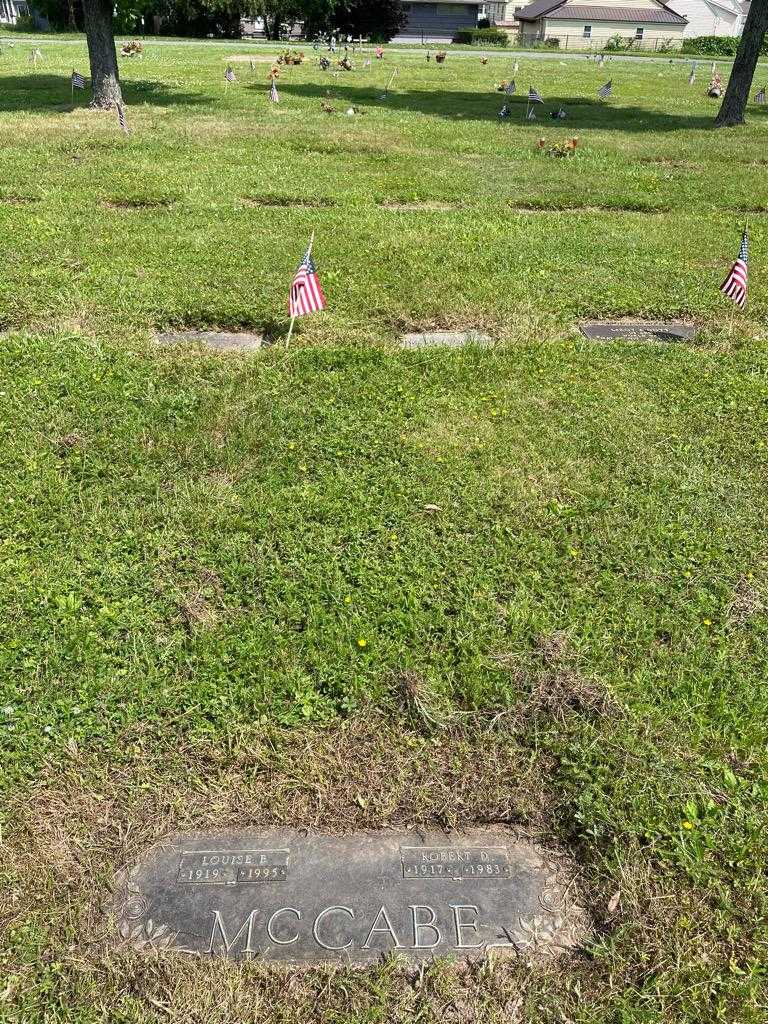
[121,40,143,57]
[278,49,305,65]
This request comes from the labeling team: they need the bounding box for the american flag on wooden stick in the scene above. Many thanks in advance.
[116,101,129,135]
[597,80,612,99]
[289,238,326,319]
[71,70,86,89]
[755,86,766,104]
[269,77,280,103]
[225,65,236,83]
[505,79,516,95]
[720,228,748,308]
[528,86,543,103]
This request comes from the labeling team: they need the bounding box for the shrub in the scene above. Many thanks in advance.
[655,38,679,54]
[3,13,38,31]
[543,37,560,49]
[604,34,630,51]
[477,17,491,29]
[681,35,739,56]
[453,27,508,46]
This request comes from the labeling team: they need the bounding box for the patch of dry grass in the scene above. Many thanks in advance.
[3,714,751,1024]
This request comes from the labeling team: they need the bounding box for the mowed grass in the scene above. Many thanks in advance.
[1,39,767,1024]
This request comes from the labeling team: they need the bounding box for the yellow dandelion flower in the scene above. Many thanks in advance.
[357,638,367,648]
[682,820,694,830]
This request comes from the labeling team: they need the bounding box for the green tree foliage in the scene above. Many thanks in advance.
[330,0,406,41]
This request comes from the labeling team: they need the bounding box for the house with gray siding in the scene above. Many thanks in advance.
[395,2,482,42]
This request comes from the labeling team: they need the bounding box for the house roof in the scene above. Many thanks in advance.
[548,4,687,20]
[516,0,686,21]
[705,0,741,14]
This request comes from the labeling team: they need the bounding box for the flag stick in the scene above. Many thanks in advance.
[285,231,315,347]
[727,289,739,339]
[71,71,74,105]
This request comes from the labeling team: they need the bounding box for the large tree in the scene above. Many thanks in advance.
[82,0,123,108]
[331,0,406,42]
[715,0,768,127]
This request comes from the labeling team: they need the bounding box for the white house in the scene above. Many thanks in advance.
[665,0,742,36]
[515,0,688,48]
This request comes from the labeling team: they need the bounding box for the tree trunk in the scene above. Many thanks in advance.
[67,0,77,31]
[82,0,123,109]
[715,0,768,127]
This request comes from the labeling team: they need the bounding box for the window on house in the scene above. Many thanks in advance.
[635,26,644,39]
[583,25,592,38]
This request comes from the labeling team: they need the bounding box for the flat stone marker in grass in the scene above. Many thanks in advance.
[401,331,492,350]
[113,830,585,964]
[156,330,264,352]
[580,321,696,343]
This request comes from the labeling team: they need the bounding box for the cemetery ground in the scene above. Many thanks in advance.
[1,39,767,1024]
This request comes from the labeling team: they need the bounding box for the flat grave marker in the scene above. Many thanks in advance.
[156,330,264,352]
[113,829,585,964]
[401,331,492,350]
[580,321,696,343]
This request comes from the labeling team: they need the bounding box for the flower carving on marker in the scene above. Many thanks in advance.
[116,884,150,923]
[115,880,179,951]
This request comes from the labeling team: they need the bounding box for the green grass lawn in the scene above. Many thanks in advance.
[1,39,767,1024]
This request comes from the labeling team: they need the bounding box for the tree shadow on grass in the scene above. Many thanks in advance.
[0,74,208,113]
[272,79,754,132]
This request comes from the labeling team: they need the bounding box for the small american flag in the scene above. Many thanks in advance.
[505,79,516,95]
[71,70,86,89]
[116,102,129,135]
[529,87,543,103]
[289,240,326,319]
[225,65,236,83]
[527,107,537,121]
[755,86,766,104]
[269,77,279,103]
[720,229,748,308]
[597,80,612,99]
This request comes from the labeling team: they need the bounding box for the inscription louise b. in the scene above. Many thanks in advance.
[177,849,289,885]
[113,831,586,964]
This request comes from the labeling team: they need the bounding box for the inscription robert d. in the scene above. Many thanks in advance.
[177,849,289,886]
[400,846,510,880]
